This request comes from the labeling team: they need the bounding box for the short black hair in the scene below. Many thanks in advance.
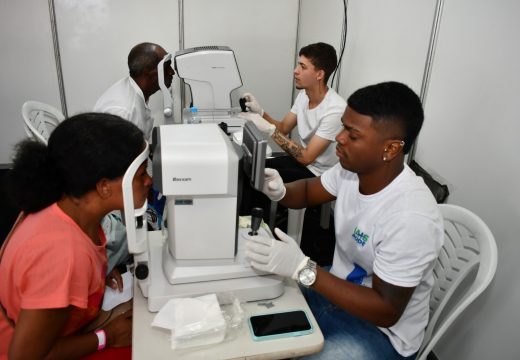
[8,113,144,213]
[299,42,338,83]
[128,42,163,78]
[347,81,424,154]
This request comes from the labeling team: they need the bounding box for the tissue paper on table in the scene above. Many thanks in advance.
[152,293,227,349]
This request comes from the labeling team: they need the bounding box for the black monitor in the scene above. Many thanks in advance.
[241,122,266,191]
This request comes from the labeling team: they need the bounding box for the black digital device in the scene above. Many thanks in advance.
[248,310,313,341]
[241,121,266,191]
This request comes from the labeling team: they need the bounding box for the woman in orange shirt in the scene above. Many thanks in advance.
[0,113,152,359]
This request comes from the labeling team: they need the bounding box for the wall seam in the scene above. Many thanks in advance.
[408,0,445,162]
[48,0,68,117]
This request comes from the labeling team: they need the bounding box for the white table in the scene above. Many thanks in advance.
[132,255,324,359]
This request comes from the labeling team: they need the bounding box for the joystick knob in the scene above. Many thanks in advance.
[249,207,264,236]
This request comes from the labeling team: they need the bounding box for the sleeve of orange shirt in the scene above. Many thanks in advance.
[17,234,95,310]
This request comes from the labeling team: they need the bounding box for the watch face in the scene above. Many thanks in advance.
[299,268,316,286]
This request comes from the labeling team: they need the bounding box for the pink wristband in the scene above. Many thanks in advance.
[94,329,107,351]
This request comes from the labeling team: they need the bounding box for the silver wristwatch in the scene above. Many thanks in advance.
[297,259,317,287]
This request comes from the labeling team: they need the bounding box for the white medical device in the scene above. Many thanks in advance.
[123,46,282,312]
[158,53,173,118]
[121,123,283,312]
[174,46,245,131]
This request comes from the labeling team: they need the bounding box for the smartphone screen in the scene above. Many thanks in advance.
[249,310,313,340]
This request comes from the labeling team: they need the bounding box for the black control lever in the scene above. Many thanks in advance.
[218,121,229,135]
[249,207,264,236]
[239,97,248,112]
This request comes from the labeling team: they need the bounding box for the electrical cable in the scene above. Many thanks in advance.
[331,0,347,88]
[330,0,348,89]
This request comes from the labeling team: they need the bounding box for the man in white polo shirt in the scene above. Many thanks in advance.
[94,42,174,142]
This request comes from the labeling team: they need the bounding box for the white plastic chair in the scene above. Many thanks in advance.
[21,101,65,144]
[417,204,498,359]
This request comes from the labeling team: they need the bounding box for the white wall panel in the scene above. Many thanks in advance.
[298,0,345,50]
[0,1,61,165]
[297,0,347,89]
[338,0,436,99]
[415,0,520,358]
[183,0,299,120]
[54,0,180,124]
[296,0,436,151]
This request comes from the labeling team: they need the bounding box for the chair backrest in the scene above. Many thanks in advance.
[21,101,65,144]
[416,204,498,360]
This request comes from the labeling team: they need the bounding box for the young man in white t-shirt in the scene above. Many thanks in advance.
[239,42,346,181]
[238,43,346,219]
[245,82,444,359]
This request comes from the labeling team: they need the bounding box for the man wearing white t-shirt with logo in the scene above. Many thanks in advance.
[245,82,444,359]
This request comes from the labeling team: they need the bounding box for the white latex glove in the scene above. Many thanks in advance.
[243,92,264,116]
[262,168,286,201]
[237,112,275,136]
[245,228,309,280]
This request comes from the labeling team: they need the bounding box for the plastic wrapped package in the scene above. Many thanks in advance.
[151,293,244,350]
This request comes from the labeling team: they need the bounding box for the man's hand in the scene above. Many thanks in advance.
[245,228,309,279]
[262,168,286,201]
[242,92,264,116]
[238,112,275,136]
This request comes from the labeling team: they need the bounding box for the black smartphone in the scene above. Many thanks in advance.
[248,310,313,341]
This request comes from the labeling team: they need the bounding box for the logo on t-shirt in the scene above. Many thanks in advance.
[352,226,369,247]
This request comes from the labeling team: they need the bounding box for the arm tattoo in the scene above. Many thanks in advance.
[273,129,303,159]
